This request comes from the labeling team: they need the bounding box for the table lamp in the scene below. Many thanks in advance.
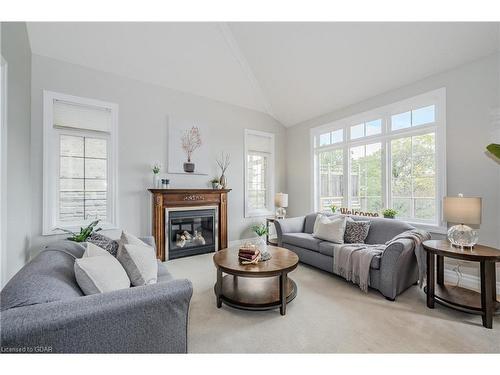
[443,194,481,249]
[275,192,288,219]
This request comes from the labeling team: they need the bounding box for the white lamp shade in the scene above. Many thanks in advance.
[275,193,288,208]
[443,196,481,225]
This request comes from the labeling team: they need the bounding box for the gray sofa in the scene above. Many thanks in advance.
[275,213,419,300]
[0,238,192,353]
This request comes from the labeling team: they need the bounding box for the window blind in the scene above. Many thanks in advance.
[53,100,112,133]
[246,133,273,153]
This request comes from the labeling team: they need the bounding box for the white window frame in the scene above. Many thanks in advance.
[244,129,275,218]
[310,88,447,233]
[43,90,119,235]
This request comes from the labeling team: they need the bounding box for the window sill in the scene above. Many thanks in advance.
[245,210,274,219]
[43,222,119,236]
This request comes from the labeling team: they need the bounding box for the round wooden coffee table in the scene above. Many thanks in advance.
[213,246,299,315]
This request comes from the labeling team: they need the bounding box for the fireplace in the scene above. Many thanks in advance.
[149,188,231,261]
[166,207,218,260]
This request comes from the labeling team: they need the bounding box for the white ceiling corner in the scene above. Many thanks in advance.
[216,22,278,123]
[26,22,500,127]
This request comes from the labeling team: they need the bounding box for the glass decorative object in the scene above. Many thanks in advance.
[254,236,271,261]
[447,224,479,249]
[443,194,482,249]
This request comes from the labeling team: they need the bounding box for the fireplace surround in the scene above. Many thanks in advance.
[149,189,231,261]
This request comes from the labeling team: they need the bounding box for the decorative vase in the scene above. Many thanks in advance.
[254,236,267,251]
[220,174,227,188]
[153,173,160,188]
[212,182,219,189]
[183,161,195,173]
[254,236,271,261]
[384,215,395,219]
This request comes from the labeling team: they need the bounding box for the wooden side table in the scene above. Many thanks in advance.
[265,217,279,246]
[422,240,500,328]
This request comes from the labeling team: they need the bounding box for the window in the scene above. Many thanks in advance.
[244,129,275,217]
[312,88,446,228]
[43,91,118,234]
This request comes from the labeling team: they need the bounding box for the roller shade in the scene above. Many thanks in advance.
[54,100,112,133]
[246,132,273,153]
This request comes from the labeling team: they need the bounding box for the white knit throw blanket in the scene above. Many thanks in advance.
[333,244,386,292]
[385,229,431,288]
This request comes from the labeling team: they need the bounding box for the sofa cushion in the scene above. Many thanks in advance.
[0,241,85,311]
[349,216,414,244]
[281,233,323,252]
[87,232,119,257]
[74,250,131,295]
[344,218,371,243]
[304,213,319,234]
[318,241,381,269]
[313,214,347,244]
[117,243,158,286]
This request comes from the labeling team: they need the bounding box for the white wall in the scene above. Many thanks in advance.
[1,22,32,286]
[286,53,500,287]
[29,54,287,255]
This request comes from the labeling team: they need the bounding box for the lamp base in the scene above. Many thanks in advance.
[447,224,479,249]
[276,207,286,219]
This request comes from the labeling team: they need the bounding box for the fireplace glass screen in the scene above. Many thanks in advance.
[167,209,216,259]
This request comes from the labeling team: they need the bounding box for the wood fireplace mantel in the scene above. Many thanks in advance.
[148,188,231,261]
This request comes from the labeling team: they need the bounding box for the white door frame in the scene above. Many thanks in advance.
[1,55,8,287]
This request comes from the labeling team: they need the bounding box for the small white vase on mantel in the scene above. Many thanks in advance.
[153,173,160,188]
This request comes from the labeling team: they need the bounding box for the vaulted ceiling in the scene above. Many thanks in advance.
[26,22,500,127]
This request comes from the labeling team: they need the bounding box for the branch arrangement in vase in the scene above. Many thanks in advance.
[216,152,230,188]
[181,126,202,172]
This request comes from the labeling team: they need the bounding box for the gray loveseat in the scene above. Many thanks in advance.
[275,213,419,300]
[0,238,192,353]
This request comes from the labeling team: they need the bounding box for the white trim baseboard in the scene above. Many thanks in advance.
[444,269,500,295]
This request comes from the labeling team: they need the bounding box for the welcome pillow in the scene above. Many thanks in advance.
[74,243,130,295]
[117,231,158,286]
[313,214,347,244]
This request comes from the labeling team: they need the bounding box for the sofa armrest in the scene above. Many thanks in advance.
[0,279,193,353]
[378,238,417,299]
[274,216,305,246]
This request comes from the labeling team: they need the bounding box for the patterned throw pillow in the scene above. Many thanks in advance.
[344,219,371,244]
[87,232,119,257]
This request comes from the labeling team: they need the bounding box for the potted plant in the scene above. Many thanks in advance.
[486,143,500,159]
[330,204,338,213]
[56,219,102,243]
[382,208,398,219]
[152,162,161,188]
[210,177,220,189]
[181,126,202,173]
[251,223,269,249]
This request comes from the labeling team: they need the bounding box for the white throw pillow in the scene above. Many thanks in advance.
[83,242,113,257]
[313,213,340,233]
[312,214,347,244]
[117,232,158,286]
[74,243,130,295]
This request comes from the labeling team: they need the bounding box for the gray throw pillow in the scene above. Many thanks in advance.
[344,219,371,243]
[87,232,119,257]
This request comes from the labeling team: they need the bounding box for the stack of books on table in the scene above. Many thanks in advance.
[238,245,261,264]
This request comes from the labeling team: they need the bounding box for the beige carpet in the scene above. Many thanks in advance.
[166,253,500,353]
